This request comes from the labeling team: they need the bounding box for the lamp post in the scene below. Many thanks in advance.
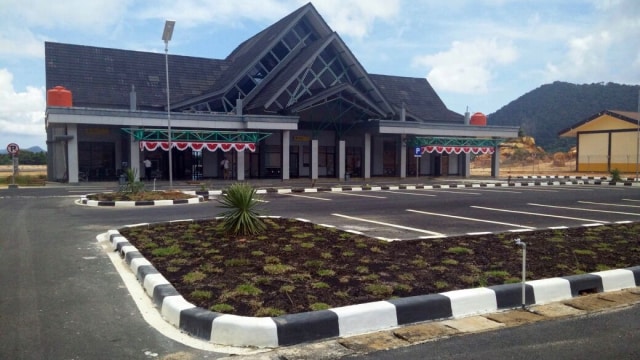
[162,20,175,188]
[636,89,640,182]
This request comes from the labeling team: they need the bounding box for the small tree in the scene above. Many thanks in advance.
[218,183,266,236]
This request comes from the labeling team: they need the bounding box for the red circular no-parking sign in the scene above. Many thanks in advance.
[6,143,19,155]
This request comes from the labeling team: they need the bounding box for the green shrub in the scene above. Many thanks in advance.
[210,303,235,313]
[218,183,266,235]
[120,167,144,194]
[309,303,331,311]
[263,264,295,274]
[183,271,206,284]
[151,244,181,257]
[610,168,622,182]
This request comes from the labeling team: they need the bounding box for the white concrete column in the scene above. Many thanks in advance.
[400,134,407,178]
[237,150,245,181]
[491,146,501,178]
[130,130,140,181]
[67,124,79,183]
[339,140,346,181]
[311,139,318,180]
[462,152,470,178]
[364,133,371,179]
[282,130,290,180]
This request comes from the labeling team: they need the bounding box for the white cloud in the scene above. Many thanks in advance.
[0,27,45,59]
[134,0,293,28]
[0,69,45,139]
[0,0,132,60]
[2,0,131,30]
[134,0,399,38]
[412,39,518,94]
[311,0,400,39]
[542,0,640,83]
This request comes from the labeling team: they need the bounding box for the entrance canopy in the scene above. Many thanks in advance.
[140,141,256,152]
[410,136,504,155]
[122,128,271,153]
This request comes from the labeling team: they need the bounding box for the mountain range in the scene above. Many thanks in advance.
[487,81,640,152]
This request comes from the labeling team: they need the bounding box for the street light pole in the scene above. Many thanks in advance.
[162,20,175,189]
[636,88,640,182]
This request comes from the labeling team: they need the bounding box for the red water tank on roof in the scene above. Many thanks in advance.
[470,112,487,126]
[47,86,73,107]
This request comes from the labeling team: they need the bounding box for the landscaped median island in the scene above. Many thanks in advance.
[118,219,640,317]
[85,189,196,202]
[81,168,203,205]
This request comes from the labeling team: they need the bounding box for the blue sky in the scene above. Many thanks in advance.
[1,0,639,149]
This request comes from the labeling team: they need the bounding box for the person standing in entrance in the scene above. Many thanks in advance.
[143,158,152,181]
[220,157,230,180]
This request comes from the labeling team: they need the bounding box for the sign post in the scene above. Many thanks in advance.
[6,143,19,187]
[414,146,422,179]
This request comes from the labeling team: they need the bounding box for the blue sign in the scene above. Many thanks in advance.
[414,146,422,157]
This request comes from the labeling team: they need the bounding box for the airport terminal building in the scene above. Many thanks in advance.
[44,3,517,183]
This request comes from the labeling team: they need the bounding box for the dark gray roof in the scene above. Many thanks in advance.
[369,74,462,123]
[212,3,312,95]
[45,3,459,123]
[45,42,228,110]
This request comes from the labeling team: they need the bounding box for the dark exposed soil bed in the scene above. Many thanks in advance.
[119,218,640,317]
[87,190,194,201]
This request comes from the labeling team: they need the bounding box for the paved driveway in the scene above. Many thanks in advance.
[1,182,639,359]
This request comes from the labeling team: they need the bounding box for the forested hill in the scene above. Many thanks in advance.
[487,81,640,152]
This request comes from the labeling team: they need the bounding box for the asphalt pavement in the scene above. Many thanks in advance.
[2,176,640,359]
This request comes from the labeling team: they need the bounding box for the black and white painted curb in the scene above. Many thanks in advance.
[255,178,638,195]
[105,227,640,348]
[79,194,204,207]
[79,177,638,206]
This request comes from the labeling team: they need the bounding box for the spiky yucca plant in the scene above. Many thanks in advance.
[218,183,266,236]
[120,167,144,194]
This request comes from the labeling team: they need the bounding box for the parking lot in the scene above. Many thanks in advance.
[262,184,640,241]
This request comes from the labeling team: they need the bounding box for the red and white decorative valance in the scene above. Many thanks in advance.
[140,141,256,152]
[421,146,494,155]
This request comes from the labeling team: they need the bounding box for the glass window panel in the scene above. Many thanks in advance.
[207,99,224,112]
[303,72,315,85]
[293,20,311,38]
[260,52,278,72]
[329,59,343,77]
[248,65,266,83]
[311,59,325,75]
[224,88,240,104]
[319,70,334,87]
[237,75,256,95]
[272,41,290,61]
[283,30,299,49]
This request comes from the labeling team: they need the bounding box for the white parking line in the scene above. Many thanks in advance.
[475,189,522,194]
[379,190,436,197]
[515,188,558,192]
[283,193,332,201]
[407,209,536,229]
[554,187,593,191]
[471,205,607,223]
[623,198,640,202]
[527,203,640,217]
[570,185,626,191]
[332,192,387,199]
[417,189,482,195]
[578,201,640,208]
[332,213,444,237]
